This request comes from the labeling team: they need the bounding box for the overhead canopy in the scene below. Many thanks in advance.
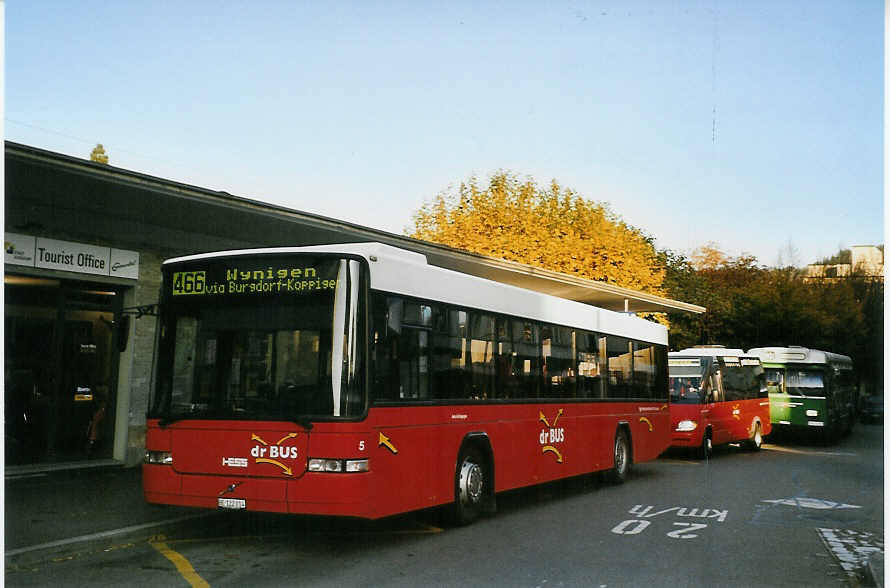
[5,142,704,315]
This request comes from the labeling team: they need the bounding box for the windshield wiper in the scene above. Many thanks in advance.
[292,416,314,431]
[158,406,219,427]
[158,416,180,428]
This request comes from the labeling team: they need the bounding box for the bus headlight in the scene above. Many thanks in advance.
[345,459,369,472]
[308,458,369,473]
[144,451,173,465]
[676,420,698,432]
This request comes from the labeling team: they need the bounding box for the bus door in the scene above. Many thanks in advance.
[764,367,791,424]
[707,369,732,445]
[823,367,846,430]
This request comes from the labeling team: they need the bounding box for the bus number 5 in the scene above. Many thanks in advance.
[359,441,365,451]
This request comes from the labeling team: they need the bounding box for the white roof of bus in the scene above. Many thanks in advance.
[746,346,852,367]
[165,242,667,345]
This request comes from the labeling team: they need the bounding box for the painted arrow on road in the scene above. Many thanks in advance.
[762,497,861,510]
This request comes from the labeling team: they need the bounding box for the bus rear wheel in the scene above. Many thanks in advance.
[453,446,486,525]
[606,429,631,483]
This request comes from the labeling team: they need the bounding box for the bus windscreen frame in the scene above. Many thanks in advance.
[149,254,367,425]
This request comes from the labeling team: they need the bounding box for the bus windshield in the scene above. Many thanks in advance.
[150,256,365,422]
[786,370,825,397]
[669,376,704,403]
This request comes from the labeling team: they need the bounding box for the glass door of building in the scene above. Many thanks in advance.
[5,277,122,465]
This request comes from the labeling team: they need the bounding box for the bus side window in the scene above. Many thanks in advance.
[721,365,744,402]
[400,302,433,401]
[468,312,496,400]
[511,320,540,399]
[709,373,723,403]
[605,335,633,399]
[369,295,433,402]
[369,294,396,403]
[575,331,602,399]
[542,325,573,399]
[432,307,468,400]
[765,369,784,395]
[655,345,668,401]
[632,341,657,400]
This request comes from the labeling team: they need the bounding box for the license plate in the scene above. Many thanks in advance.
[218,498,246,510]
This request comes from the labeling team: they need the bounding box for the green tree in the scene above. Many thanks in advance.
[660,249,712,348]
[409,171,666,296]
[662,241,883,394]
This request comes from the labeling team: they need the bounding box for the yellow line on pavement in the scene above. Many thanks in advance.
[150,539,210,588]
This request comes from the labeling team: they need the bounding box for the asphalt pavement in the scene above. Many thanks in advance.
[5,463,209,560]
[4,435,885,586]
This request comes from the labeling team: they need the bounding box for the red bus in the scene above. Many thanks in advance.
[668,347,770,458]
[144,243,671,523]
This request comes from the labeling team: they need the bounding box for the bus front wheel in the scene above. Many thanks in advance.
[606,429,631,483]
[453,446,486,525]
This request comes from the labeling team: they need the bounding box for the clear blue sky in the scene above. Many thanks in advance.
[6,1,884,267]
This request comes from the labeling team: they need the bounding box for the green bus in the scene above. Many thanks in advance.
[746,346,856,440]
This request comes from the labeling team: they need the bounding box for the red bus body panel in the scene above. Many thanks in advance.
[144,401,670,519]
[670,398,771,449]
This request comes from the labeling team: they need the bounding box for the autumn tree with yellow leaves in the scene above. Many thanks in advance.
[409,171,665,296]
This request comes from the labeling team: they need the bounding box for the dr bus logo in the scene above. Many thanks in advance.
[250,433,299,476]
[539,408,566,463]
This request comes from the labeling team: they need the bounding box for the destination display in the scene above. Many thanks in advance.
[168,257,341,298]
[668,358,701,367]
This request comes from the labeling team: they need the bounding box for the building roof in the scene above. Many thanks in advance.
[5,141,705,315]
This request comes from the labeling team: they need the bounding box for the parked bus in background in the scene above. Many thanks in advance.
[668,347,770,458]
[746,346,856,440]
[143,243,671,524]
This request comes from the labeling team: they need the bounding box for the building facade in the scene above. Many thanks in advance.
[805,245,884,281]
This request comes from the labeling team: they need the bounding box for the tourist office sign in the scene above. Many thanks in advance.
[5,233,140,280]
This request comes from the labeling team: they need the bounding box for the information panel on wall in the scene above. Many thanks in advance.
[5,233,140,280]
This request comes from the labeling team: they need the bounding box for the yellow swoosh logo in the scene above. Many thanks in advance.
[542,446,564,463]
[256,458,292,476]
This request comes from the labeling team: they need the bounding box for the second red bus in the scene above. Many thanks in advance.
[669,347,770,458]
